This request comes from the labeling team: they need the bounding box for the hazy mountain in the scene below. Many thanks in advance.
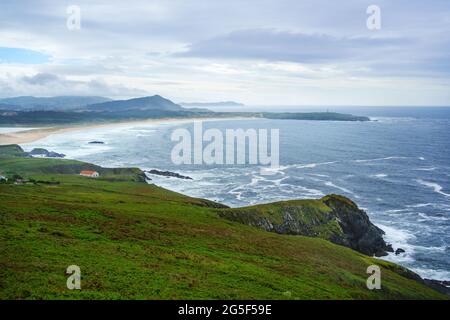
[179,101,245,107]
[86,95,184,112]
[0,96,112,110]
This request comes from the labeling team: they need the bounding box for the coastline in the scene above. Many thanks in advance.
[1,116,449,284]
[0,116,255,145]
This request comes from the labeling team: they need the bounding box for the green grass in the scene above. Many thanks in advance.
[0,153,446,300]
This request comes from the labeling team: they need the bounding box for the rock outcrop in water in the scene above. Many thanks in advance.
[29,148,65,158]
[423,279,450,297]
[146,169,193,180]
[219,194,393,257]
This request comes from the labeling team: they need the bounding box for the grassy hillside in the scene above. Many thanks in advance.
[0,147,446,299]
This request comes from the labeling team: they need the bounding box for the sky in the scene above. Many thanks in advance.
[0,0,449,106]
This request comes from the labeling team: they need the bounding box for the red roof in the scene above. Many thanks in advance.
[80,170,98,175]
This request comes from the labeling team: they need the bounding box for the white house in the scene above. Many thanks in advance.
[0,175,7,182]
[79,170,100,178]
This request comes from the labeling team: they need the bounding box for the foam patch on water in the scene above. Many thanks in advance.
[0,127,39,134]
[324,181,355,196]
[353,156,408,163]
[413,167,438,171]
[376,223,416,263]
[416,179,450,197]
[409,268,450,281]
[370,173,388,178]
[417,212,449,222]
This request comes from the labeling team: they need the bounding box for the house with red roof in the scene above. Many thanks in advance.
[79,170,99,178]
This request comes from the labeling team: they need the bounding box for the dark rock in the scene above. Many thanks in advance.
[88,141,105,144]
[395,248,406,255]
[146,169,193,180]
[29,148,65,158]
[423,279,450,297]
[321,195,392,256]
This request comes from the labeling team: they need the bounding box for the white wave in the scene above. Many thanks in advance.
[296,163,318,169]
[385,208,410,214]
[417,212,449,222]
[0,127,39,134]
[409,268,450,281]
[406,203,433,208]
[295,185,324,197]
[413,167,437,171]
[416,179,450,197]
[263,161,337,176]
[376,223,416,264]
[136,133,153,137]
[229,187,243,201]
[324,181,354,195]
[271,177,289,186]
[415,245,448,252]
[308,173,330,178]
[259,166,287,175]
[296,161,337,169]
[353,156,407,163]
[370,173,388,178]
[376,224,449,280]
[249,177,262,186]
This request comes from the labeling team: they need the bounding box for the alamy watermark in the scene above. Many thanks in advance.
[366,265,381,290]
[367,5,381,30]
[66,5,81,31]
[171,121,279,175]
[66,265,81,290]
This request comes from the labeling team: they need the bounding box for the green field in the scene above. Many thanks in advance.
[0,145,446,299]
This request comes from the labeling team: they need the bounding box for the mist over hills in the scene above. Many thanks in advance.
[179,101,245,107]
[0,96,111,111]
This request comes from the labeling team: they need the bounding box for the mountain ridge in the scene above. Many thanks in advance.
[85,95,184,112]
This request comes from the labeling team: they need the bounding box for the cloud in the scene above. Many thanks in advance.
[0,72,147,98]
[22,72,60,85]
[180,28,450,79]
[180,29,409,64]
[0,1,449,105]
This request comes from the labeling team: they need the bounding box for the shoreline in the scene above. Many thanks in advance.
[0,116,256,145]
[1,117,448,284]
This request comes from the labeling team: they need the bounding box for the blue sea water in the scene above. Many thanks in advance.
[22,107,450,280]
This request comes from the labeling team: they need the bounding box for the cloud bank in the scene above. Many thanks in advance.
[0,0,449,105]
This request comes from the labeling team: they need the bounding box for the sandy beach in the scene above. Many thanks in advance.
[0,117,255,145]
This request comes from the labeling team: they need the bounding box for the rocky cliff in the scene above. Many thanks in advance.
[219,194,393,257]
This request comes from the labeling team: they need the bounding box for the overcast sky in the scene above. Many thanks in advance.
[0,0,449,106]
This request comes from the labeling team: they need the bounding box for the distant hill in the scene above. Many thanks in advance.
[86,95,185,112]
[0,94,370,125]
[179,101,245,107]
[0,96,111,111]
[262,112,370,121]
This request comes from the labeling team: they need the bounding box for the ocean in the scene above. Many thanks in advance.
[21,107,450,281]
